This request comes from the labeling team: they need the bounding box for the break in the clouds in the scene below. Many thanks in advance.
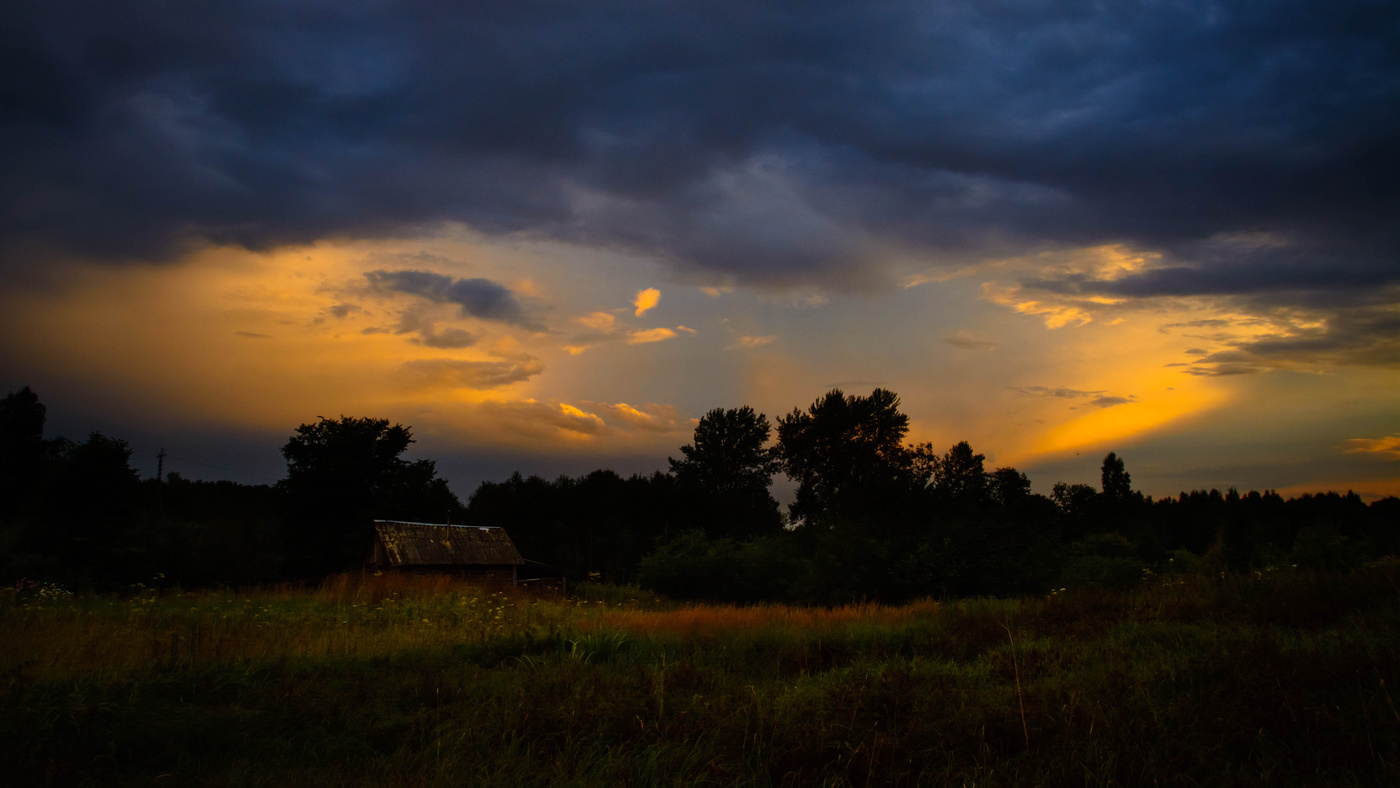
[3,0,1398,299]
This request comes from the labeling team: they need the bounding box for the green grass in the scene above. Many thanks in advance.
[4,567,1399,786]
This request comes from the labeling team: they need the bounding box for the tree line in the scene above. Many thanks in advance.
[2,385,1396,599]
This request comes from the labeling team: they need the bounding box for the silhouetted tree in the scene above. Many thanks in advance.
[776,388,918,526]
[929,441,988,505]
[467,469,689,582]
[987,467,1033,506]
[1101,452,1132,501]
[670,406,779,495]
[0,386,47,519]
[24,432,143,582]
[278,416,462,577]
[669,406,782,537]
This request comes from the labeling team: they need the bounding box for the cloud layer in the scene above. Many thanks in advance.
[3,0,1397,298]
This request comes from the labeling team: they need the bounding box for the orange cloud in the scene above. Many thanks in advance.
[1342,434,1400,459]
[633,287,660,316]
[600,402,683,432]
[627,327,678,344]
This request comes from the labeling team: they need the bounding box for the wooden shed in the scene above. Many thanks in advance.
[366,520,526,584]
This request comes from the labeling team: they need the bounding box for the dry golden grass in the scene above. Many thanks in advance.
[2,574,571,681]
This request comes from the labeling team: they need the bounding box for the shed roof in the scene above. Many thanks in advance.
[371,520,525,567]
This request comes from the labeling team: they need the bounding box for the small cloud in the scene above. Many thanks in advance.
[1342,434,1400,459]
[473,399,607,438]
[324,303,366,320]
[1010,385,1106,398]
[902,265,980,289]
[567,310,689,352]
[734,335,776,349]
[701,286,731,297]
[1181,363,1260,376]
[576,312,619,332]
[598,402,682,432]
[398,357,543,390]
[1163,319,1236,330]
[1089,395,1137,408]
[627,327,678,344]
[633,287,660,317]
[419,327,477,349]
[234,331,271,339]
[556,403,606,434]
[981,282,1092,328]
[944,330,998,350]
[1184,348,1209,356]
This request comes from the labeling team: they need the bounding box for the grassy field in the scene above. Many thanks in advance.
[4,567,1399,787]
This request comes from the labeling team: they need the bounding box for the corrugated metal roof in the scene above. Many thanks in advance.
[371,520,525,567]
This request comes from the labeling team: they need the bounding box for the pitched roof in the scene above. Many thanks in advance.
[371,520,525,567]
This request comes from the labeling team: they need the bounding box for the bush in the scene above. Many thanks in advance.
[1060,555,1147,590]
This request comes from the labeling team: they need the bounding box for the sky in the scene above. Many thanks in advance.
[2,0,1397,503]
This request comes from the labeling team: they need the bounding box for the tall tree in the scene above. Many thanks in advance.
[776,388,916,526]
[278,416,462,576]
[0,386,47,518]
[1101,452,1133,502]
[670,406,779,495]
[27,432,143,579]
[929,441,988,504]
[669,406,782,537]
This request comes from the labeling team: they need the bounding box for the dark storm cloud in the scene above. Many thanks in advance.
[364,270,542,329]
[3,0,1399,293]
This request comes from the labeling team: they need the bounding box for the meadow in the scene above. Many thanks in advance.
[4,567,1399,787]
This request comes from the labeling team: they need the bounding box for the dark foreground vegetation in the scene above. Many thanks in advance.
[4,568,1399,786]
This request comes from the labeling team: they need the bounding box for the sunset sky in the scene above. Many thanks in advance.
[3,1,1397,502]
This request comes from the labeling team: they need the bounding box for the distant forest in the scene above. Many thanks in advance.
[2,385,1396,601]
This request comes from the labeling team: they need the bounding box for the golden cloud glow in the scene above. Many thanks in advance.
[0,236,708,463]
[557,403,607,434]
[633,287,660,316]
[982,282,1092,328]
[4,228,1392,499]
[1343,434,1400,459]
[626,327,678,344]
[1030,382,1228,457]
[602,402,682,432]
[576,312,619,332]
[734,335,775,348]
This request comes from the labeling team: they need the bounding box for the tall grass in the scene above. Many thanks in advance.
[4,566,1398,786]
